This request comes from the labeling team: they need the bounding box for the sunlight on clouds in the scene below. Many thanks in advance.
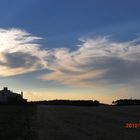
[0,28,140,88]
[0,28,46,76]
[0,28,41,53]
[40,69,106,88]
[40,37,140,87]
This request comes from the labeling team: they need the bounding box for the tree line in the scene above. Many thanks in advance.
[112,99,140,105]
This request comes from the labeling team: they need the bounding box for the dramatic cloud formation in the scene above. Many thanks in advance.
[0,28,140,87]
[41,37,140,87]
[0,28,46,76]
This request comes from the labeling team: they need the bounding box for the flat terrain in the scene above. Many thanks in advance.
[0,105,36,140]
[34,105,140,140]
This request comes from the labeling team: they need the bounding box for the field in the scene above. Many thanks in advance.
[0,105,36,140]
[34,105,140,140]
[0,105,140,140]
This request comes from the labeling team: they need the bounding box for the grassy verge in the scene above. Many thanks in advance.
[0,105,36,140]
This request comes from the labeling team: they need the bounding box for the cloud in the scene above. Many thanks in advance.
[40,37,140,87]
[0,28,140,87]
[0,28,46,76]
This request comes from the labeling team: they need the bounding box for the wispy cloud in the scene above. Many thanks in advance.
[0,28,140,87]
[41,37,140,87]
[0,28,46,76]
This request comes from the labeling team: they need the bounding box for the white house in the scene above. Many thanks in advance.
[0,87,27,103]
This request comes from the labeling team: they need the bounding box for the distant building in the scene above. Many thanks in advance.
[0,87,27,104]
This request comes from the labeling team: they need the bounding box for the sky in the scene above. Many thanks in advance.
[0,0,140,104]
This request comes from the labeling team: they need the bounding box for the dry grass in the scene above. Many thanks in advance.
[33,105,140,140]
[0,105,36,140]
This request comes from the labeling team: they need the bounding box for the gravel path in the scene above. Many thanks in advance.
[33,105,140,140]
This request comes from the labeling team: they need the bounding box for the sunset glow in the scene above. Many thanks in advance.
[0,0,140,104]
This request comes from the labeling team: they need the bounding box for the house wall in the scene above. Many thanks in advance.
[0,94,8,102]
[0,91,22,103]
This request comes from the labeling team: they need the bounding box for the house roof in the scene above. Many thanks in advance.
[0,87,22,97]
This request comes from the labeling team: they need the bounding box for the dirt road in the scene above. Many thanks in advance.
[33,105,140,140]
